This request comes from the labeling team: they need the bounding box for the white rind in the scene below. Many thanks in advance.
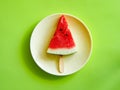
[47,47,77,55]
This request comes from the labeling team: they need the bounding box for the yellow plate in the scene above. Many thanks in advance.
[30,13,92,76]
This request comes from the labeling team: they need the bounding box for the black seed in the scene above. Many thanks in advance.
[54,33,56,36]
[65,34,68,36]
[59,28,62,31]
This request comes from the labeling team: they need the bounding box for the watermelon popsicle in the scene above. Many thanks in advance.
[47,15,77,73]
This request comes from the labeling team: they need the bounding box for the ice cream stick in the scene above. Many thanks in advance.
[58,55,64,73]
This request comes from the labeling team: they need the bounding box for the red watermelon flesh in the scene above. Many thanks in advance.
[47,15,77,55]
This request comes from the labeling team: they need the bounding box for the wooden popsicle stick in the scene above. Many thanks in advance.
[58,55,64,73]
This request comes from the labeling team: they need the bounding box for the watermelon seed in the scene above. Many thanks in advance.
[54,33,56,36]
[59,28,63,31]
[65,34,68,36]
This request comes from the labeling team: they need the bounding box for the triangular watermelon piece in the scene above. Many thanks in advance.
[47,15,77,55]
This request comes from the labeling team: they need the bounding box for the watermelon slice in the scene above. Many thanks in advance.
[47,15,77,55]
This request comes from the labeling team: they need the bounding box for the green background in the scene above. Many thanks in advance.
[0,0,120,90]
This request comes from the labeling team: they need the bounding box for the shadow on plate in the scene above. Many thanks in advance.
[21,22,69,80]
